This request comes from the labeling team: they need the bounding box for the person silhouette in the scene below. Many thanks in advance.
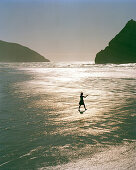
[78,92,88,111]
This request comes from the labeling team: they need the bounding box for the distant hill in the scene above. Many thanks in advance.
[95,19,136,64]
[0,40,50,62]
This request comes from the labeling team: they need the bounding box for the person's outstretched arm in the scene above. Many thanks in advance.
[84,95,88,98]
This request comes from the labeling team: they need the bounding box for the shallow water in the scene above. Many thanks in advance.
[0,62,136,169]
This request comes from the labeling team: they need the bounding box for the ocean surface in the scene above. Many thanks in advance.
[0,62,136,170]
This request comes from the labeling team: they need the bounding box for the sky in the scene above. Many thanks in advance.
[0,0,136,61]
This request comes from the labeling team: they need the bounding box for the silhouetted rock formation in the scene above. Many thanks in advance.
[0,40,50,62]
[95,19,136,64]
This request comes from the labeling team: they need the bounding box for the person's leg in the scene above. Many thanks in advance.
[84,104,87,110]
[79,105,80,111]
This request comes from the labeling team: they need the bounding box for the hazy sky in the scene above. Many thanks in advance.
[0,0,136,61]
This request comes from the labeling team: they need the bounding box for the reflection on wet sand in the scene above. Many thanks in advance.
[0,62,136,169]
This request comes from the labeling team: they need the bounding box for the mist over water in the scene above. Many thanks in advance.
[0,62,136,170]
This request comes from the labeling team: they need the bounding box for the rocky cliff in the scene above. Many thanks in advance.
[95,19,136,64]
[0,40,49,62]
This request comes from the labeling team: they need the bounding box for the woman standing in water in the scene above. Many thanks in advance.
[79,92,88,111]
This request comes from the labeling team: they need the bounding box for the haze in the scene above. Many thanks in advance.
[0,0,136,61]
